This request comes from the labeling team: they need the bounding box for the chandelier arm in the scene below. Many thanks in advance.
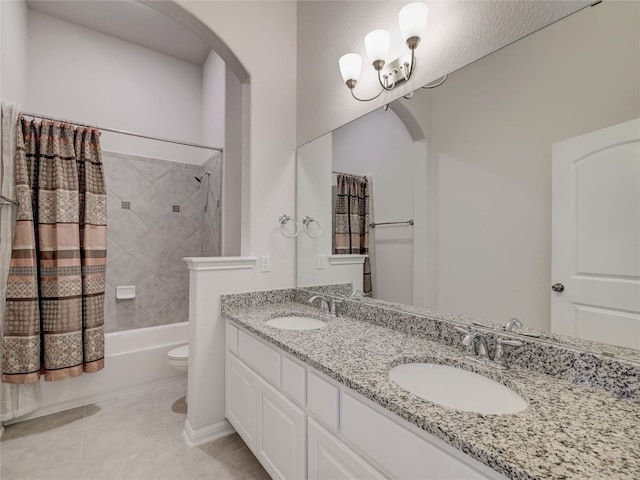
[377,70,396,91]
[350,88,384,102]
[406,48,417,81]
[421,74,448,89]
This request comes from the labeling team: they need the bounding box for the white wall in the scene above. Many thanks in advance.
[0,0,28,105]
[426,0,639,330]
[26,10,207,165]
[297,133,333,285]
[156,1,297,442]
[201,49,225,149]
[222,68,242,256]
[177,1,298,285]
[332,109,414,304]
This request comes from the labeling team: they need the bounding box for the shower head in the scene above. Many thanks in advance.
[194,171,211,183]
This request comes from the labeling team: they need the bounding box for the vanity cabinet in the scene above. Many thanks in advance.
[225,320,503,480]
[226,328,305,479]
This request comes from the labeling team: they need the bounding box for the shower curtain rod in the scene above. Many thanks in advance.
[332,170,367,178]
[22,112,223,153]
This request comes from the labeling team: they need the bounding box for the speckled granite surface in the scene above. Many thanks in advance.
[222,299,640,480]
[342,294,640,365]
[293,289,640,402]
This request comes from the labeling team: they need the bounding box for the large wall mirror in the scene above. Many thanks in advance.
[296,1,640,355]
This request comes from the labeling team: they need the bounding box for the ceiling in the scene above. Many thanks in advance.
[26,0,211,65]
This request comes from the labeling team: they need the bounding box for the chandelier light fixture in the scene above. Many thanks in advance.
[338,2,430,102]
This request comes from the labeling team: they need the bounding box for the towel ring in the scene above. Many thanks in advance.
[278,214,299,238]
[302,216,322,239]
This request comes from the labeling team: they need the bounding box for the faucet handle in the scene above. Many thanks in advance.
[454,326,471,335]
[454,326,478,354]
[497,337,523,347]
[328,298,340,317]
[493,336,524,369]
[349,290,365,300]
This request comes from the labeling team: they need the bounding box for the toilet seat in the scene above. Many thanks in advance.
[167,344,189,369]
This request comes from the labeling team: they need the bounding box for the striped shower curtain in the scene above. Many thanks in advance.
[334,174,372,295]
[2,118,107,384]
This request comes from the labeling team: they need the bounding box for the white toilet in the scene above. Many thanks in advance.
[167,344,189,404]
[167,344,189,372]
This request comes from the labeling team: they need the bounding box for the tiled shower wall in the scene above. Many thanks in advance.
[103,151,222,333]
[200,154,223,256]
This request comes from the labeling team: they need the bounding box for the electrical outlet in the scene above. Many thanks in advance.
[261,255,271,272]
[317,254,326,270]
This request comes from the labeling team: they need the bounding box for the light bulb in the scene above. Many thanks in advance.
[339,53,362,83]
[399,2,428,47]
[364,29,390,65]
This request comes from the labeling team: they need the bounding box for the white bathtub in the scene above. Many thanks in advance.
[8,322,189,423]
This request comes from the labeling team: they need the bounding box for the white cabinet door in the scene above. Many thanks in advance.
[552,118,640,348]
[256,375,307,480]
[308,418,386,480]
[226,353,257,449]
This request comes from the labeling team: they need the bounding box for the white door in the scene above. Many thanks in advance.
[551,118,640,349]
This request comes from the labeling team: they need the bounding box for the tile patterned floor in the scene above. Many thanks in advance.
[0,381,270,480]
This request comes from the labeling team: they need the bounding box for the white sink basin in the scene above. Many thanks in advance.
[265,316,327,331]
[388,363,527,415]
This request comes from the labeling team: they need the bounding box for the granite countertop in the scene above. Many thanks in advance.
[223,301,640,480]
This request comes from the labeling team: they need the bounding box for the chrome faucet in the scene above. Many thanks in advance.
[308,295,337,317]
[455,326,523,369]
[461,330,489,359]
[503,318,522,332]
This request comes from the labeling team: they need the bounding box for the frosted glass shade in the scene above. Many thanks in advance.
[399,2,428,42]
[339,53,362,82]
[364,29,390,63]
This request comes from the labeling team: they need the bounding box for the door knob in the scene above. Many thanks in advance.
[551,283,565,292]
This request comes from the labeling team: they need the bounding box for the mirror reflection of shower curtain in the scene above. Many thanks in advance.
[334,174,372,295]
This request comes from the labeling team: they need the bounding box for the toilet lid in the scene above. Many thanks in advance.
[168,344,189,360]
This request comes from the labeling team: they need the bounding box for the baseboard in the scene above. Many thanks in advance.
[183,418,235,447]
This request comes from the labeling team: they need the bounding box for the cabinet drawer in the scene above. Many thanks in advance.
[307,371,340,432]
[226,321,239,354]
[238,330,281,386]
[341,392,492,479]
[282,356,306,406]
